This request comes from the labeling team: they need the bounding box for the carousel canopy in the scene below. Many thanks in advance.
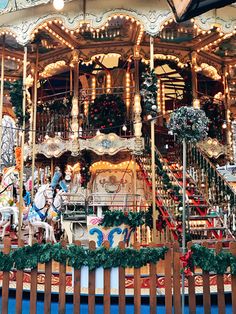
[167,0,236,22]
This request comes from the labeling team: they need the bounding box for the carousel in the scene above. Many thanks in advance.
[0,0,236,312]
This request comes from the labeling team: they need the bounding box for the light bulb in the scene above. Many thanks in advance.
[147,114,152,120]
[96,129,101,135]
[222,122,227,129]
[122,125,127,132]
[53,0,64,11]
[45,134,49,140]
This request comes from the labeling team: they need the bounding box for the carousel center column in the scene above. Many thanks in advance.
[191,51,200,108]
[71,50,80,156]
[223,64,233,161]
[133,46,142,150]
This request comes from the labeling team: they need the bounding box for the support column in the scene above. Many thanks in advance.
[31,46,39,198]
[0,35,5,169]
[223,65,233,161]
[71,50,80,156]
[150,36,158,243]
[134,46,140,94]
[69,66,73,96]
[191,51,199,108]
[18,46,27,239]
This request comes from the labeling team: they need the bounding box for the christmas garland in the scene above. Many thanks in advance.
[89,94,126,133]
[6,80,30,125]
[79,151,91,188]
[100,209,148,229]
[168,106,209,142]
[100,207,166,231]
[181,244,236,276]
[145,143,181,200]
[191,244,236,275]
[140,68,158,118]
[0,242,168,271]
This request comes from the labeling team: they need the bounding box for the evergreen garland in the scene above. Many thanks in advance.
[100,209,152,229]
[5,80,30,125]
[190,244,236,275]
[0,242,168,271]
[79,151,91,188]
[145,144,181,200]
[89,94,126,134]
[140,68,158,118]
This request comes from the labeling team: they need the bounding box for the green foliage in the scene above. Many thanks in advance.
[191,244,236,275]
[89,94,126,133]
[79,151,91,188]
[100,210,144,229]
[5,79,30,125]
[0,242,168,271]
[201,98,225,142]
[37,96,72,114]
[168,106,209,142]
[140,68,158,118]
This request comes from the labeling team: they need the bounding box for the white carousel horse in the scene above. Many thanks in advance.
[0,167,19,239]
[26,185,68,244]
[26,184,56,244]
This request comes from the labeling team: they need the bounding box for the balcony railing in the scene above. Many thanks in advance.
[34,86,135,143]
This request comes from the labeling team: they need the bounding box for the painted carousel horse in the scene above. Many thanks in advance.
[26,184,56,244]
[0,167,19,239]
[26,178,68,244]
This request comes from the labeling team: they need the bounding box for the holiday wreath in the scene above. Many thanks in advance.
[168,106,209,142]
[88,94,126,134]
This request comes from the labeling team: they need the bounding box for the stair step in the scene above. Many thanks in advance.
[190,227,225,231]
[188,215,220,220]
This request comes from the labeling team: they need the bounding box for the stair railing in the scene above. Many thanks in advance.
[187,143,236,238]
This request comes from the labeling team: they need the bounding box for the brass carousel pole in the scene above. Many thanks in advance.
[150,36,157,243]
[0,35,5,170]
[31,45,39,198]
[18,46,27,239]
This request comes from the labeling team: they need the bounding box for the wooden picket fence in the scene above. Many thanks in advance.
[0,238,236,314]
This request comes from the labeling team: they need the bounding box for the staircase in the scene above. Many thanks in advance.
[137,137,235,243]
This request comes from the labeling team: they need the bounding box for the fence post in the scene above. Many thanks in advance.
[73,240,81,314]
[30,240,38,314]
[15,239,25,314]
[164,243,172,314]
[59,240,67,314]
[202,242,211,314]
[88,241,96,314]
[103,241,111,314]
[215,242,225,314]
[173,241,181,314]
[2,237,11,314]
[134,242,141,314]
[44,240,53,314]
[230,242,236,314]
[149,242,157,314]
[187,242,196,314]
[118,241,126,314]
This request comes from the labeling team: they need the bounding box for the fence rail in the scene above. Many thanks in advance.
[0,238,236,314]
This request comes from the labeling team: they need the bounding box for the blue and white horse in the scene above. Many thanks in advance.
[27,184,55,244]
[26,184,68,244]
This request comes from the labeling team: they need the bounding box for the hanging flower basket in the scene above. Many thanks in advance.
[168,106,209,142]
